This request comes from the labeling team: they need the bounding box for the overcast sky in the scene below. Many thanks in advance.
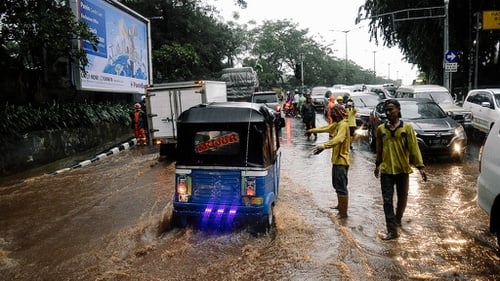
[209,0,419,85]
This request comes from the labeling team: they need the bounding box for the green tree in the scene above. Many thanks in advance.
[0,0,98,104]
[245,19,383,88]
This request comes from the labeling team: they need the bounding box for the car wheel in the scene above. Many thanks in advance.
[368,127,376,152]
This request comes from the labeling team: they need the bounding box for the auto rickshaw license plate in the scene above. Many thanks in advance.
[243,196,263,205]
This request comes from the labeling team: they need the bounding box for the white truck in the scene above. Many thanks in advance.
[144,80,227,158]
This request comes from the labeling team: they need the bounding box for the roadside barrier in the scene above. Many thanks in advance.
[50,138,137,175]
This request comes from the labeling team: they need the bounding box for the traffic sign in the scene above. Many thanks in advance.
[445,62,457,72]
[445,50,458,63]
[483,10,500,30]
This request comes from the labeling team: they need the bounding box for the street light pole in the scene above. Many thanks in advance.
[331,26,363,85]
[373,51,376,80]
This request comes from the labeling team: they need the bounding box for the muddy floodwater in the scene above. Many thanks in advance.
[1,114,499,280]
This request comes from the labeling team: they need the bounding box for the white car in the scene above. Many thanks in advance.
[463,88,500,134]
[477,119,500,250]
[394,85,473,130]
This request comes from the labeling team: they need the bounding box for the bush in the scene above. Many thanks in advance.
[0,102,131,144]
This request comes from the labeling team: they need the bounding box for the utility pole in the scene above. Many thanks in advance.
[300,53,304,89]
[373,51,376,80]
[443,0,450,90]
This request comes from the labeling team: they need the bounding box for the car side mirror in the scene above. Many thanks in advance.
[481,101,491,109]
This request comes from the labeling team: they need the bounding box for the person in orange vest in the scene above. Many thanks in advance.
[326,95,336,124]
[326,95,337,138]
[130,103,147,145]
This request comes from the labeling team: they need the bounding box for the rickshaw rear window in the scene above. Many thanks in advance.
[194,131,240,155]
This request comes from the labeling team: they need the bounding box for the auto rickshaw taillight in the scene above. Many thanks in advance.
[177,180,187,194]
[244,178,256,196]
[176,176,191,203]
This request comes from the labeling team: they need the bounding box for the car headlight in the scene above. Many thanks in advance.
[463,112,472,121]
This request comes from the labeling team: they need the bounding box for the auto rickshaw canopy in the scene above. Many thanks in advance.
[176,102,279,167]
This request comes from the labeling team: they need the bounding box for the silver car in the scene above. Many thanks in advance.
[367,98,467,161]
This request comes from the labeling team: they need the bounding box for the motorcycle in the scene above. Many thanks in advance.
[284,100,295,117]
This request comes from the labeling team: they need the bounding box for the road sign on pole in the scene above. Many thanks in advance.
[445,62,457,72]
[445,50,458,63]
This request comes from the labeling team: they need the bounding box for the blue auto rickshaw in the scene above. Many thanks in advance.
[171,102,281,233]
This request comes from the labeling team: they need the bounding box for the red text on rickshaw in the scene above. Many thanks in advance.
[196,133,239,153]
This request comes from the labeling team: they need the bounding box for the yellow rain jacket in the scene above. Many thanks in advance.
[375,121,424,174]
[309,119,350,166]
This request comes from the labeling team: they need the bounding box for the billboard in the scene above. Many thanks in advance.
[72,0,151,93]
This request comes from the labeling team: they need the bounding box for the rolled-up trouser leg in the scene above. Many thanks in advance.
[332,165,349,196]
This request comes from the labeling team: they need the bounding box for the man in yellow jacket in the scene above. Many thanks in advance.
[374,99,427,240]
[308,104,351,218]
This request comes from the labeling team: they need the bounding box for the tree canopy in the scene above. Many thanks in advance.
[0,0,98,104]
[361,0,500,91]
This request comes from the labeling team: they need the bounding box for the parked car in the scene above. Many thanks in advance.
[366,98,467,161]
[349,92,382,129]
[310,86,330,111]
[477,119,500,250]
[462,88,500,134]
[252,91,285,129]
[365,85,394,99]
[394,85,472,130]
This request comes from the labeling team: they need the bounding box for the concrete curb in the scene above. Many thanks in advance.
[50,138,137,175]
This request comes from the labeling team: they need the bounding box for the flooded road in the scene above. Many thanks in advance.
[1,114,499,280]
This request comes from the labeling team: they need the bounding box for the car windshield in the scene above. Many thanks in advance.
[417,91,454,104]
[401,101,447,119]
[351,95,379,107]
[252,94,276,103]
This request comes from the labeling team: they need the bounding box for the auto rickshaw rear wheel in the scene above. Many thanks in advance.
[170,213,187,228]
[258,205,275,234]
